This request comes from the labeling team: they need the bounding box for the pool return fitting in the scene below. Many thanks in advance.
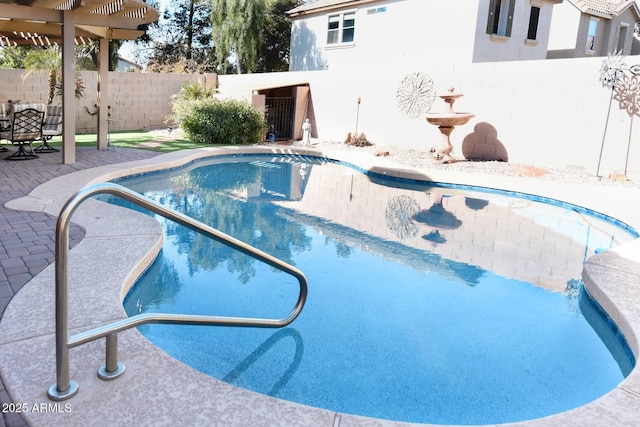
[47,182,309,401]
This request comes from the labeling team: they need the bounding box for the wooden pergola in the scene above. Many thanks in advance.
[0,0,159,163]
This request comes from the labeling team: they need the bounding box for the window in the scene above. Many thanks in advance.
[327,12,356,45]
[527,6,540,40]
[586,17,599,52]
[367,7,386,15]
[487,0,515,37]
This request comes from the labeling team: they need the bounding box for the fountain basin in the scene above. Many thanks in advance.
[426,112,475,127]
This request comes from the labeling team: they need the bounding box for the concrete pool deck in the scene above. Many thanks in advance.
[1,145,640,426]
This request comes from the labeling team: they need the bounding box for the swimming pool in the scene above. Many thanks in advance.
[115,154,636,425]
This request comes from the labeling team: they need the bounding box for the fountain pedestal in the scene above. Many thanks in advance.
[426,87,474,163]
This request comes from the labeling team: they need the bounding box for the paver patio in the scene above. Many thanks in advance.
[0,146,159,427]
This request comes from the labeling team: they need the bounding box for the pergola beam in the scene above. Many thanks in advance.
[0,4,63,22]
[0,0,158,165]
[0,4,158,29]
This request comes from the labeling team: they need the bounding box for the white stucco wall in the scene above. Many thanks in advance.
[605,9,639,54]
[549,3,640,58]
[220,55,640,180]
[473,0,560,62]
[547,1,582,53]
[289,0,480,72]
[289,0,562,70]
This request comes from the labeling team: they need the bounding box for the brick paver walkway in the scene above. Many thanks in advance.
[0,146,159,427]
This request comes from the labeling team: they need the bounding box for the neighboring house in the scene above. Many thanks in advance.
[547,0,640,58]
[115,56,142,72]
[287,0,563,70]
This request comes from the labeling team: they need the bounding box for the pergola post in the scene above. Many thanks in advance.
[61,10,76,164]
[97,36,110,151]
[1,2,158,164]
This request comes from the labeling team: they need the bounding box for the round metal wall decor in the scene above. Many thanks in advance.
[396,72,436,118]
[385,195,420,240]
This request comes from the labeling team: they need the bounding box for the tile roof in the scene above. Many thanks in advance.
[571,0,639,17]
[288,0,377,15]
[287,0,640,19]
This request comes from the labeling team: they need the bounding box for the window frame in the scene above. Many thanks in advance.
[487,0,516,38]
[326,10,357,46]
[527,6,541,41]
[586,17,599,53]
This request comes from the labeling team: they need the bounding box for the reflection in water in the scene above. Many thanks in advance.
[579,289,635,376]
[565,278,582,313]
[385,195,420,239]
[222,328,303,396]
[412,194,462,230]
[116,156,636,293]
[118,155,637,425]
[422,230,446,244]
[465,197,490,211]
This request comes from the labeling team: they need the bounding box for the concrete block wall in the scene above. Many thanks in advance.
[218,55,640,180]
[2,58,637,179]
[0,69,215,133]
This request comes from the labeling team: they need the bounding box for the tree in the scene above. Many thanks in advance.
[0,46,30,69]
[137,0,216,73]
[22,46,88,103]
[256,0,300,72]
[23,47,62,104]
[211,0,266,74]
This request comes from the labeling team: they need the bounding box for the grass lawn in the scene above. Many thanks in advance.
[46,130,214,153]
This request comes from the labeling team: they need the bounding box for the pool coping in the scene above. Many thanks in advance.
[1,145,639,426]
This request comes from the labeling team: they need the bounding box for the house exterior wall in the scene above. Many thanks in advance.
[289,0,561,69]
[219,55,640,180]
[605,8,639,54]
[472,0,559,62]
[0,69,212,133]
[289,0,480,71]
[547,1,582,55]
[548,2,640,58]
[577,13,606,55]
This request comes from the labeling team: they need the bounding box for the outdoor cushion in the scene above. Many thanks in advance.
[43,104,63,135]
[11,103,46,114]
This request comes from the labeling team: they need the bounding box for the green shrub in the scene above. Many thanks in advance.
[173,82,215,101]
[170,97,265,145]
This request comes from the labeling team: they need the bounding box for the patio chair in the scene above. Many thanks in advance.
[35,104,62,153]
[0,103,9,152]
[1,103,45,161]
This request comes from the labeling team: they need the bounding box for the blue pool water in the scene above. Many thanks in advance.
[117,155,636,425]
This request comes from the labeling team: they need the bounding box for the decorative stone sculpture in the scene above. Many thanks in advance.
[302,118,311,145]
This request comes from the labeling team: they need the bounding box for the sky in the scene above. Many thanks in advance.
[118,0,171,61]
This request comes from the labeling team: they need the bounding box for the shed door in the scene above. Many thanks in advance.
[265,97,295,141]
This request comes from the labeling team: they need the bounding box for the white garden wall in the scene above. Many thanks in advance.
[218,55,640,180]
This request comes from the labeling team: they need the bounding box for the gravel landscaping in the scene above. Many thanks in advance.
[290,138,639,188]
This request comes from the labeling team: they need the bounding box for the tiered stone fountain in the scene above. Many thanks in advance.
[426,87,474,163]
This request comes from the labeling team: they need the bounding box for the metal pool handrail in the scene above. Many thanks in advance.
[47,182,309,401]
